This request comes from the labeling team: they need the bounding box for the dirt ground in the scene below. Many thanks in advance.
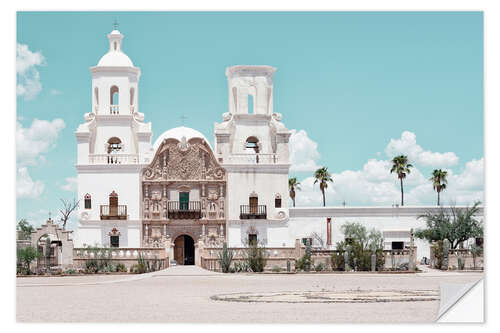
[16,266,483,323]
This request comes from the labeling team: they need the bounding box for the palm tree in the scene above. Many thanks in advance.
[430,169,448,206]
[390,155,413,206]
[314,167,333,207]
[288,177,301,207]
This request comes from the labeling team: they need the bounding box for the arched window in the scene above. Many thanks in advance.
[275,194,282,208]
[248,94,254,114]
[107,137,122,154]
[94,87,99,106]
[109,191,118,216]
[245,136,259,153]
[84,194,92,209]
[110,85,119,114]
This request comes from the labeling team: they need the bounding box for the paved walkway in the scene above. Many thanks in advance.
[153,265,222,276]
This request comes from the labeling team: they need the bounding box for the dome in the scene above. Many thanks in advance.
[153,126,212,150]
[97,51,134,67]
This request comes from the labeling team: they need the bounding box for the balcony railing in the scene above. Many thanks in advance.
[240,205,267,219]
[167,201,201,219]
[100,205,127,220]
[226,153,278,164]
[89,154,139,165]
[110,105,119,114]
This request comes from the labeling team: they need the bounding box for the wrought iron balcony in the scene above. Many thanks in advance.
[226,153,278,164]
[100,205,127,220]
[167,201,201,219]
[89,154,139,164]
[240,205,267,219]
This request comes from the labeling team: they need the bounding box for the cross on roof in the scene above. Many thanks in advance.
[180,115,187,126]
[113,19,119,30]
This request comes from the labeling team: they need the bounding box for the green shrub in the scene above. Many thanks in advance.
[116,263,127,272]
[271,265,281,272]
[64,269,77,275]
[314,262,326,272]
[330,252,345,271]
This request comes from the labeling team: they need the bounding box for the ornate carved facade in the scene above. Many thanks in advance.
[141,137,227,251]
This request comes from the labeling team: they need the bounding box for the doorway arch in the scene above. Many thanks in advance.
[173,234,195,265]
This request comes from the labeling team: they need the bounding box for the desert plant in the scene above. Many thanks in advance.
[431,240,444,269]
[415,202,483,249]
[116,263,127,272]
[63,268,77,275]
[470,244,483,270]
[314,262,326,272]
[217,242,234,273]
[233,261,249,272]
[271,265,281,272]
[330,251,345,271]
[244,240,267,272]
[314,167,333,207]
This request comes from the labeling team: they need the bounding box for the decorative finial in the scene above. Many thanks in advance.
[48,211,52,220]
[113,19,119,30]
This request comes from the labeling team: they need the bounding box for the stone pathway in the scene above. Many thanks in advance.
[153,265,222,276]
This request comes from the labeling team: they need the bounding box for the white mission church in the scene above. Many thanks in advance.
[73,29,482,264]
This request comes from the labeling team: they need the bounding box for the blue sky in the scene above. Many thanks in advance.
[16,12,484,228]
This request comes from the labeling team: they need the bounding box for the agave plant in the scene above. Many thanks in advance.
[217,242,234,273]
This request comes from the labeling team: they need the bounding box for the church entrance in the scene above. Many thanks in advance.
[173,235,195,265]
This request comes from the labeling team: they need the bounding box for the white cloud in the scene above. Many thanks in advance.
[61,177,78,192]
[17,167,44,199]
[17,43,45,100]
[289,129,320,172]
[291,131,483,207]
[385,131,459,167]
[17,118,66,166]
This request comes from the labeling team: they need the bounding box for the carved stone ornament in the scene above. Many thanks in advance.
[80,211,89,220]
[142,138,226,181]
[222,112,232,122]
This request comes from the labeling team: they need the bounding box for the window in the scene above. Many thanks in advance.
[475,238,484,248]
[302,238,312,246]
[107,137,122,154]
[110,236,119,247]
[275,194,282,208]
[391,241,404,250]
[249,194,258,214]
[84,194,91,209]
[248,234,257,246]
[94,87,99,105]
[109,191,118,216]
[110,85,119,105]
[245,137,259,153]
[248,94,254,114]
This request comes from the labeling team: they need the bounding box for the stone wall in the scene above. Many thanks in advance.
[73,247,168,270]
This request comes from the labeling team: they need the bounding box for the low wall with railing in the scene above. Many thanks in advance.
[311,248,417,270]
[200,246,297,272]
[73,247,169,270]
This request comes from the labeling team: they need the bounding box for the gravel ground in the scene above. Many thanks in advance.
[16,266,483,323]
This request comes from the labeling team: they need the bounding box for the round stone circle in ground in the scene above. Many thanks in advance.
[211,290,440,303]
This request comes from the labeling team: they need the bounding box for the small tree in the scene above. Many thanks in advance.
[244,240,267,272]
[314,167,333,207]
[59,198,80,229]
[17,246,41,275]
[17,219,34,240]
[415,202,483,249]
[337,222,384,271]
[390,155,413,206]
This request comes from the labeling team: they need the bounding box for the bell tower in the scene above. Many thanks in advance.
[214,65,292,247]
[74,28,153,248]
